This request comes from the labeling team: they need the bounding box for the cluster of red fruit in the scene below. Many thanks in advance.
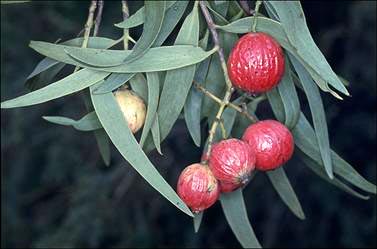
[177,32,294,213]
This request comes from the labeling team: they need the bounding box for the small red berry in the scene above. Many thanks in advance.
[208,139,256,192]
[242,120,294,171]
[177,163,220,213]
[227,32,285,94]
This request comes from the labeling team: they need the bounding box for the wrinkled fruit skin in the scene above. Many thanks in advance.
[209,139,256,192]
[227,32,285,94]
[242,120,294,171]
[177,163,220,213]
[114,89,146,133]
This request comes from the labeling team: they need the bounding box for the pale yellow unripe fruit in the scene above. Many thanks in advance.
[114,89,146,133]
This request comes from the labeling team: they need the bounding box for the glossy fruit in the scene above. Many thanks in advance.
[114,89,146,133]
[177,163,220,213]
[227,32,285,94]
[208,139,256,192]
[242,120,294,171]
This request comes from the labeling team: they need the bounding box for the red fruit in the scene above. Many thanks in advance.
[227,32,285,94]
[242,120,294,171]
[208,139,256,192]
[177,163,220,213]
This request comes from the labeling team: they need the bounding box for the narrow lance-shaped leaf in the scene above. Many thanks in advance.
[297,150,370,200]
[89,85,193,217]
[92,73,135,94]
[292,112,376,194]
[123,1,166,63]
[265,1,349,97]
[193,211,204,233]
[184,30,210,147]
[276,58,300,129]
[152,0,189,47]
[290,55,333,179]
[266,87,285,123]
[94,129,111,166]
[30,41,216,73]
[129,74,162,155]
[157,2,200,144]
[1,69,110,109]
[220,189,262,248]
[42,111,102,131]
[140,72,160,147]
[114,1,176,29]
[267,167,306,220]
[25,37,115,90]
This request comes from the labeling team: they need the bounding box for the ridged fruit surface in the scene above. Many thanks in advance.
[177,163,220,213]
[227,32,285,94]
[208,139,256,192]
[114,89,146,133]
[242,120,294,171]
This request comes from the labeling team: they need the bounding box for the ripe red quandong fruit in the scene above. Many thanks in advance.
[208,139,256,192]
[242,120,294,171]
[177,163,220,213]
[227,32,285,94]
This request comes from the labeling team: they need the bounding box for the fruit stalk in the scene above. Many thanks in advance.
[193,81,258,123]
[199,1,237,161]
[252,0,262,32]
[238,0,255,16]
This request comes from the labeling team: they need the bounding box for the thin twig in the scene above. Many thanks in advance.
[74,0,97,73]
[238,0,255,16]
[193,81,258,123]
[93,0,104,37]
[199,1,236,161]
[121,0,130,50]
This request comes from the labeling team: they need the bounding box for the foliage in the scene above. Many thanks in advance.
[1,1,376,248]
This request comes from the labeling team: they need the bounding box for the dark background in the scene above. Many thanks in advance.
[1,1,376,248]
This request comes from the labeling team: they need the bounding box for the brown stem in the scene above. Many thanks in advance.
[93,0,104,37]
[73,0,97,73]
[199,1,238,162]
[193,81,258,123]
[238,0,255,16]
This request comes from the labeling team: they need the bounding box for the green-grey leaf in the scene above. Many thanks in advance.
[265,1,349,97]
[210,0,229,17]
[151,116,162,155]
[25,62,65,91]
[92,73,135,94]
[266,88,285,123]
[220,189,262,248]
[94,129,111,166]
[25,37,114,90]
[193,211,204,233]
[114,1,176,29]
[152,0,189,47]
[292,112,376,194]
[1,0,30,4]
[158,2,200,144]
[277,58,300,129]
[30,41,216,73]
[43,111,102,131]
[1,69,110,109]
[89,87,193,217]
[290,55,333,179]
[297,151,369,200]
[267,167,305,219]
[140,72,160,147]
[184,30,211,147]
[123,1,166,63]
